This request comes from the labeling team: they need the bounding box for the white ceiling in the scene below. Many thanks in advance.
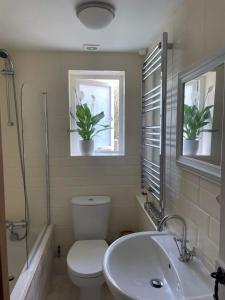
[0,0,183,52]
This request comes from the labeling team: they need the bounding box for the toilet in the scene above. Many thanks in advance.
[67,196,111,300]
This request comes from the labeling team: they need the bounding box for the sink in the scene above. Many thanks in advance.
[103,232,213,300]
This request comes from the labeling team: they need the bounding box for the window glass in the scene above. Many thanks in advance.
[69,71,125,156]
[182,65,224,166]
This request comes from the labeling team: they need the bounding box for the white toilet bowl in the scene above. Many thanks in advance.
[67,196,111,300]
[67,239,108,300]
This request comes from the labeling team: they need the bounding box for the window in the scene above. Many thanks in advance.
[183,72,216,157]
[69,70,125,156]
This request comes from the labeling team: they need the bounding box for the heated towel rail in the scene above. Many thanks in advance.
[141,32,172,221]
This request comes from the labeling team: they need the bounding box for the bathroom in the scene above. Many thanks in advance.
[0,0,225,299]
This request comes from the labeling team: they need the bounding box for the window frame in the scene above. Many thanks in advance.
[176,49,225,183]
[68,70,125,156]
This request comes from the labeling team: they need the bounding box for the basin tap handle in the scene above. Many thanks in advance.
[173,237,182,256]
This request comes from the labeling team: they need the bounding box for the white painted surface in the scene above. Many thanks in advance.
[0,0,183,51]
[104,232,213,300]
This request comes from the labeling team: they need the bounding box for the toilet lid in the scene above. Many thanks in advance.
[67,240,108,278]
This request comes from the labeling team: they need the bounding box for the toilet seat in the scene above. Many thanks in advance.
[67,240,108,278]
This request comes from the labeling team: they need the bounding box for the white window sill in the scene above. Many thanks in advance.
[70,152,125,157]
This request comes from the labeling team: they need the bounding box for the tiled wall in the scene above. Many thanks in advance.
[2,51,142,256]
[145,0,225,271]
[0,65,49,255]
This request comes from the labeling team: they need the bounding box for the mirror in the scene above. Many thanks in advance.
[177,51,225,183]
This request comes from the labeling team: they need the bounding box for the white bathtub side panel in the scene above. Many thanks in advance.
[24,226,53,300]
[11,225,54,300]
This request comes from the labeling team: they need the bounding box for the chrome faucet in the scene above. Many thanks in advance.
[158,214,195,262]
[5,220,27,241]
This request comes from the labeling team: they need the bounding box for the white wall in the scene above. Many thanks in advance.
[1,51,142,256]
[145,0,225,271]
[220,73,225,298]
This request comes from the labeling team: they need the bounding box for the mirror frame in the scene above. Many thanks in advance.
[177,49,225,183]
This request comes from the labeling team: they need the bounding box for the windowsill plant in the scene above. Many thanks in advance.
[70,102,111,155]
[183,104,213,155]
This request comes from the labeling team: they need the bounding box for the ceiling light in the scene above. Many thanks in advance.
[76,1,115,30]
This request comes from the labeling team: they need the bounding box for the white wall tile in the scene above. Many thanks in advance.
[199,187,220,221]
[209,217,220,245]
[142,0,223,269]
[1,51,142,258]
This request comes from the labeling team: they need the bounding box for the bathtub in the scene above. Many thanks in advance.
[7,229,37,292]
[9,225,53,300]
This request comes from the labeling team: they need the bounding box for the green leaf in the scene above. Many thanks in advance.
[70,103,111,140]
[183,103,214,139]
[99,124,111,128]
[91,112,105,126]
[92,127,113,138]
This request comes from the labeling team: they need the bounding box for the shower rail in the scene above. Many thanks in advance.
[42,92,51,225]
[141,32,172,218]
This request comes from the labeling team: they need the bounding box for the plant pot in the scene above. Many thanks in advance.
[183,139,199,156]
[80,140,94,155]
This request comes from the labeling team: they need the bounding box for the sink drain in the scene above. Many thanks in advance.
[150,278,164,288]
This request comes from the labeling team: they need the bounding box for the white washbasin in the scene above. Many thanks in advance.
[103,232,213,300]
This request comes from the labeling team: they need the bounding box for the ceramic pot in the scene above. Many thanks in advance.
[183,139,199,156]
[80,140,94,155]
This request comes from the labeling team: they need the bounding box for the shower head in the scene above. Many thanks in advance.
[0,49,14,73]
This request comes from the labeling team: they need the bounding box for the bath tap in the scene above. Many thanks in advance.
[158,214,195,262]
[5,220,27,241]
[6,220,27,230]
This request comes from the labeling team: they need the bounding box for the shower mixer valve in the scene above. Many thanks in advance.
[5,220,27,241]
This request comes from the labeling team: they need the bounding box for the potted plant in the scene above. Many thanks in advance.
[183,104,213,155]
[70,103,111,155]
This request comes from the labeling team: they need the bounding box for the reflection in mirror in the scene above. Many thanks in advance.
[182,64,224,166]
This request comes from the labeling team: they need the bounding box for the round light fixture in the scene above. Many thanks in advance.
[76,1,115,30]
